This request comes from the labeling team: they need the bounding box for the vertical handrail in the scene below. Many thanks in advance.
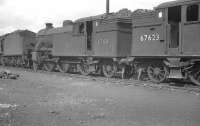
[179,22,183,54]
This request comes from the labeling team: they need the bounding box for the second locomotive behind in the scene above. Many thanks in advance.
[32,9,132,78]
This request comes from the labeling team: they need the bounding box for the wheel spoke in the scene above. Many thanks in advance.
[159,71,165,77]
[155,74,160,81]
[158,74,164,81]
[159,73,165,78]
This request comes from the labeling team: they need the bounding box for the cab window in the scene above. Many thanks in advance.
[73,23,85,35]
[158,11,163,19]
[0,38,4,52]
[79,23,84,34]
[186,5,199,22]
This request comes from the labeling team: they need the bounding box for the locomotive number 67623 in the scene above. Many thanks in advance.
[140,33,160,42]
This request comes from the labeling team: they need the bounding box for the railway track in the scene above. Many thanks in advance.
[1,66,200,95]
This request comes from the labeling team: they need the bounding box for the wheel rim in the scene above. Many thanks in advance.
[43,62,55,72]
[147,65,168,83]
[102,63,117,78]
[58,63,70,73]
[79,63,90,76]
[189,70,200,86]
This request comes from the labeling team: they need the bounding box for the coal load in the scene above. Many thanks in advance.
[106,8,132,19]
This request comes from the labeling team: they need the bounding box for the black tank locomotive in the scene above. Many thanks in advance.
[0,0,200,86]
[32,9,132,78]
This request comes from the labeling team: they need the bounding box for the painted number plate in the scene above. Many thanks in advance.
[140,33,160,42]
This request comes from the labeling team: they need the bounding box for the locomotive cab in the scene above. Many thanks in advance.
[132,0,200,57]
[73,20,94,55]
[180,3,200,55]
[131,0,200,85]
[167,6,181,55]
[157,0,200,84]
[157,0,200,56]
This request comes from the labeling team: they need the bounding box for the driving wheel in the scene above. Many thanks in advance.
[147,64,169,83]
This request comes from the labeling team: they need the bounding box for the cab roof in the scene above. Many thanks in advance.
[156,0,200,9]
[0,30,35,38]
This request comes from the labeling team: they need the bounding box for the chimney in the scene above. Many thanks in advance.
[106,0,109,15]
[45,23,53,29]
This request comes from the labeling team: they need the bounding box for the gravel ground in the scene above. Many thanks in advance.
[0,67,200,126]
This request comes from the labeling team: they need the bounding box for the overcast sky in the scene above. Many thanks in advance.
[0,0,170,35]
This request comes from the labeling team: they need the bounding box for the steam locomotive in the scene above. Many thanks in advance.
[0,30,36,67]
[0,0,200,85]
